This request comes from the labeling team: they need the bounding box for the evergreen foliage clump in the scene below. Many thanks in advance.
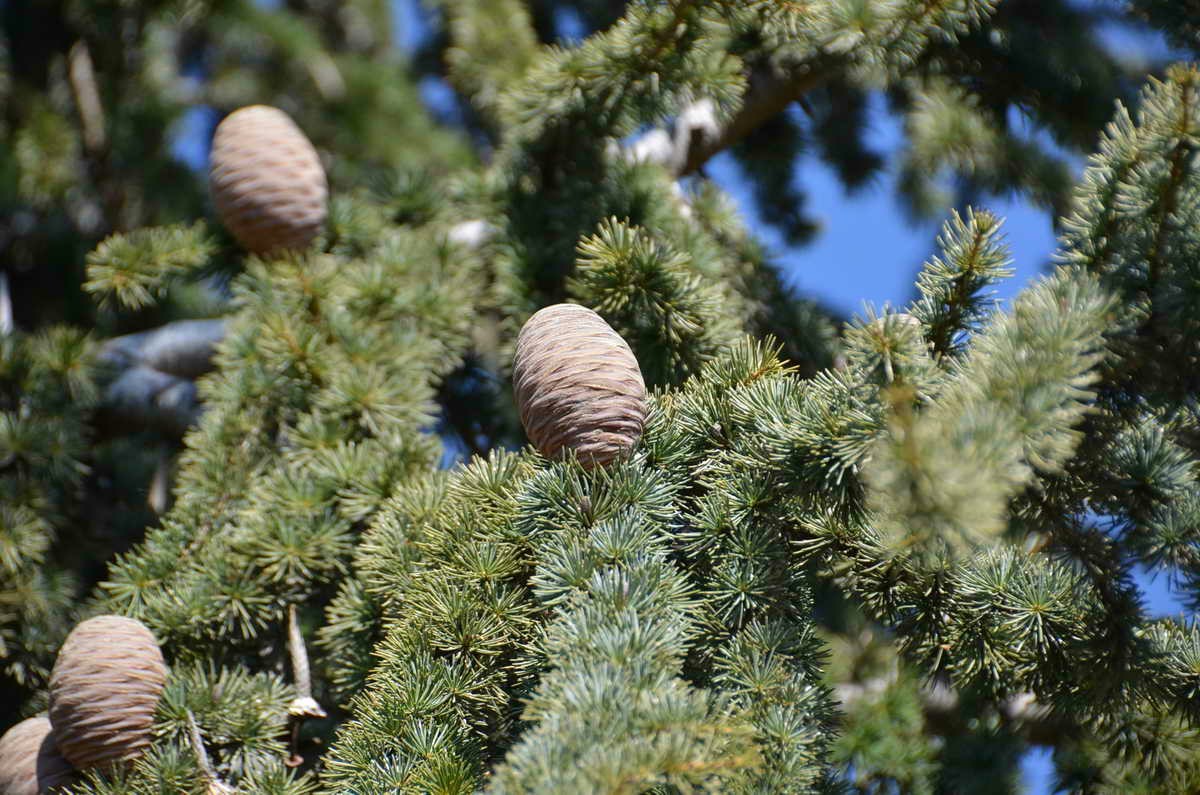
[2,0,1200,792]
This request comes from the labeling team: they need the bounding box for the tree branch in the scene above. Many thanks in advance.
[835,678,1069,747]
[0,271,12,336]
[286,604,325,720]
[187,710,235,795]
[67,40,106,153]
[99,318,227,379]
[677,66,826,176]
[96,319,226,437]
[625,62,832,178]
[285,603,326,768]
[90,221,494,440]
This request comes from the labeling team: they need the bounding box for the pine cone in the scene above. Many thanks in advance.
[209,105,327,255]
[0,716,74,795]
[47,615,168,771]
[513,303,647,468]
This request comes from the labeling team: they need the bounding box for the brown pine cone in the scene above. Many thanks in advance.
[513,303,647,468]
[0,716,74,795]
[48,615,168,771]
[209,105,327,255]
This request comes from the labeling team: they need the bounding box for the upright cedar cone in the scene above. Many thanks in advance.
[513,303,647,468]
[47,615,167,770]
[0,716,74,795]
[209,105,328,255]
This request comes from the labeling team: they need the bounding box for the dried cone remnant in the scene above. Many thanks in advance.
[209,105,327,255]
[48,615,167,771]
[0,716,74,795]
[513,303,647,468]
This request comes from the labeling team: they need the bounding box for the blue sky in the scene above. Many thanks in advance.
[180,3,1193,791]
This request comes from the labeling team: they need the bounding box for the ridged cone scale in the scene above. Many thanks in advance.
[513,303,647,468]
[0,716,74,795]
[209,105,327,255]
[47,615,167,770]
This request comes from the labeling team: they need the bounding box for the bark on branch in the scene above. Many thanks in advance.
[99,318,227,379]
[676,66,828,177]
[68,41,106,153]
[835,678,1069,747]
[624,62,832,178]
[97,318,226,437]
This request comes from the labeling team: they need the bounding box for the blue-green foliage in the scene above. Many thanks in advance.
[8,1,1200,793]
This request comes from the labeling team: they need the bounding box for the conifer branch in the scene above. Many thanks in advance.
[98,365,201,437]
[286,604,325,768]
[11,3,1199,790]
[633,0,1001,177]
[673,66,828,177]
[835,679,1065,747]
[67,41,106,153]
[99,318,227,380]
[439,0,538,131]
[96,319,225,437]
[188,709,236,795]
[286,604,325,720]
[1143,73,1197,295]
[148,445,173,514]
[0,271,12,336]
[85,223,217,311]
